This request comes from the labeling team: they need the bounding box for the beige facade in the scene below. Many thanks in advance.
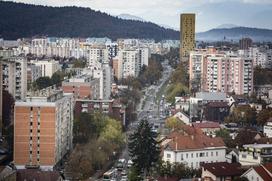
[180,14,195,61]
[14,89,74,170]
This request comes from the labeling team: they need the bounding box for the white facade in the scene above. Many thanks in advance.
[2,57,28,100]
[118,49,140,78]
[88,47,109,67]
[139,47,150,67]
[27,64,42,84]
[102,63,112,100]
[32,59,60,77]
[264,122,272,138]
[239,144,272,166]
[163,147,226,169]
[242,168,265,181]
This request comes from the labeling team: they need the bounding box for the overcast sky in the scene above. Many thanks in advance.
[6,0,272,32]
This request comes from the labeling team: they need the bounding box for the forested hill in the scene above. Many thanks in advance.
[0,1,179,41]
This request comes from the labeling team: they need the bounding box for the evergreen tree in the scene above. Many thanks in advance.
[128,119,160,178]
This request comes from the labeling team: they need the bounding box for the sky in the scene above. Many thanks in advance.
[5,0,272,32]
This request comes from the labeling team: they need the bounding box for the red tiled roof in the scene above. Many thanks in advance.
[263,162,272,173]
[193,122,220,129]
[166,126,225,151]
[202,162,244,177]
[157,177,179,181]
[254,166,272,181]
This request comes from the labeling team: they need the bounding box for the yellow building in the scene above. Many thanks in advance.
[180,14,195,61]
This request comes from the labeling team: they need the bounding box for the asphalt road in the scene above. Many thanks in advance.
[100,60,173,181]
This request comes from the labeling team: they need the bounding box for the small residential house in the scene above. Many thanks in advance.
[201,162,245,181]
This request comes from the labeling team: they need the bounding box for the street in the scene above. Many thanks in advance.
[102,60,173,181]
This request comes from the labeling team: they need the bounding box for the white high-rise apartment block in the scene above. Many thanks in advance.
[32,59,60,77]
[118,49,140,79]
[102,63,112,100]
[2,56,27,100]
[139,47,150,67]
[247,47,272,69]
[87,47,109,67]
[27,64,42,84]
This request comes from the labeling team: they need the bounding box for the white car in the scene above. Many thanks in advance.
[127,160,133,168]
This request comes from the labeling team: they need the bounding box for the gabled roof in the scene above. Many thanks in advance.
[242,163,272,181]
[253,166,272,181]
[157,177,179,181]
[192,122,220,129]
[165,126,225,151]
[202,162,244,177]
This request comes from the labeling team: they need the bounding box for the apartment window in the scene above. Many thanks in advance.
[196,153,198,157]
[216,152,218,156]
[186,153,188,158]
[191,162,193,168]
[191,153,193,158]
[167,154,171,158]
[211,152,213,156]
[181,154,183,161]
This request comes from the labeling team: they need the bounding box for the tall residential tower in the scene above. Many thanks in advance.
[180,13,195,61]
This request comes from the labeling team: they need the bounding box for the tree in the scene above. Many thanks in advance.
[73,59,87,68]
[51,71,64,87]
[165,117,183,130]
[99,118,124,145]
[33,76,52,90]
[166,83,189,103]
[225,105,257,126]
[128,166,142,181]
[256,108,272,126]
[215,129,235,148]
[128,120,160,179]
[73,113,97,143]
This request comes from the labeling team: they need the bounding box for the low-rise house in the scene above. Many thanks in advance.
[250,103,263,113]
[241,163,272,181]
[162,126,227,169]
[226,149,239,163]
[175,96,190,112]
[190,92,227,122]
[201,162,245,181]
[203,102,229,123]
[74,99,126,125]
[264,118,272,138]
[239,144,272,166]
[192,122,221,136]
[173,111,190,125]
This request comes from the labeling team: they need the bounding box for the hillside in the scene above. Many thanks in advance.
[197,27,272,42]
[0,1,179,41]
